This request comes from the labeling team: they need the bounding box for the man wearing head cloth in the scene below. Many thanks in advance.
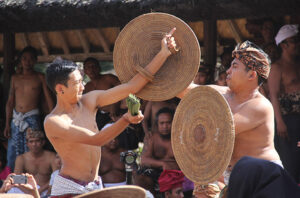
[268,24,300,183]
[177,40,281,190]
[12,128,56,197]
[158,170,184,198]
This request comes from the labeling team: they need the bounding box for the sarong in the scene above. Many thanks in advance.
[7,109,40,170]
[51,174,103,196]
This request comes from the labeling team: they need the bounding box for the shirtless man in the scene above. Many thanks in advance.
[268,24,300,182]
[4,46,54,171]
[137,107,179,193]
[13,128,56,197]
[43,28,177,197]
[142,99,178,134]
[178,40,281,178]
[83,57,120,93]
[83,57,121,130]
[99,136,127,187]
[141,107,179,170]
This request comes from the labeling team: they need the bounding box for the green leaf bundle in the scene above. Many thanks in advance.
[126,94,141,116]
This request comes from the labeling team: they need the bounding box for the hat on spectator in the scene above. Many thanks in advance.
[74,185,146,198]
[275,24,299,45]
[158,170,185,192]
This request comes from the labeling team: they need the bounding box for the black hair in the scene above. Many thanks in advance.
[46,60,78,94]
[244,66,266,86]
[19,46,38,61]
[83,57,101,72]
[155,107,175,124]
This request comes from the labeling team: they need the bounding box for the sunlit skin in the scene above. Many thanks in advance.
[178,55,280,169]
[43,28,178,188]
[14,137,56,195]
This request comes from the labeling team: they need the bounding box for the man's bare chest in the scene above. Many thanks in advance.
[24,156,51,175]
[153,139,173,159]
[63,108,98,131]
[15,78,42,92]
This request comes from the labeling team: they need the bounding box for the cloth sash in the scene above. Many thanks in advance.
[12,109,39,132]
[51,174,103,196]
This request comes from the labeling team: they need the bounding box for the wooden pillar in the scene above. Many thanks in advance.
[203,9,217,69]
[3,32,15,106]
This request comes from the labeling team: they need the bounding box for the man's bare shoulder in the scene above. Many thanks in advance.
[44,150,56,159]
[243,94,273,116]
[207,84,229,95]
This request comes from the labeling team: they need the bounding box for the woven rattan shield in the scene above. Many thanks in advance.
[74,185,146,198]
[172,86,235,184]
[113,12,201,101]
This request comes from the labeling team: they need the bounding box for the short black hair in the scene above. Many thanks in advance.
[244,66,266,86]
[20,46,38,60]
[155,107,174,123]
[46,60,78,94]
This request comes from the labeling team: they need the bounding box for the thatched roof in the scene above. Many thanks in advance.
[0,0,299,33]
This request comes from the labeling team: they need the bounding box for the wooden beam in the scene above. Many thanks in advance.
[2,32,15,109]
[0,52,113,64]
[203,14,217,67]
[75,30,90,54]
[226,20,243,44]
[57,32,70,54]
[95,29,110,53]
[37,32,49,56]
[19,33,29,48]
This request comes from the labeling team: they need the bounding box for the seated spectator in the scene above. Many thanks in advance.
[136,107,179,194]
[214,67,227,86]
[47,153,62,196]
[193,65,211,85]
[158,170,184,198]
[98,133,127,187]
[142,98,178,134]
[0,173,40,198]
[13,128,56,197]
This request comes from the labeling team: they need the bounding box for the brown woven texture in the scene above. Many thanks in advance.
[74,185,146,198]
[171,86,235,184]
[113,12,201,101]
[0,194,33,198]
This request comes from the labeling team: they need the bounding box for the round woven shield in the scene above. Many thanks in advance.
[74,185,146,198]
[171,86,235,184]
[113,12,201,101]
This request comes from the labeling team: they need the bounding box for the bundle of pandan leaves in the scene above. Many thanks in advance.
[126,94,141,116]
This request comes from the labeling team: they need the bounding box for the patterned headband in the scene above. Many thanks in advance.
[232,41,271,79]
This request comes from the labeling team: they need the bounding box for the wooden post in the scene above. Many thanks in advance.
[2,32,15,109]
[203,9,217,80]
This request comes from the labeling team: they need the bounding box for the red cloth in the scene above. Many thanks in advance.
[158,170,184,192]
[0,166,11,180]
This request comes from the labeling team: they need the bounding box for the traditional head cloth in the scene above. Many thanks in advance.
[158,170,184,192]
[275,24,299,45]
[232,41,271,79]
[26,128,45,139]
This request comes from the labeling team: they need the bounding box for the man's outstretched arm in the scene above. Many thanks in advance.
[44,111,143,146]
[85,28,177,108]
